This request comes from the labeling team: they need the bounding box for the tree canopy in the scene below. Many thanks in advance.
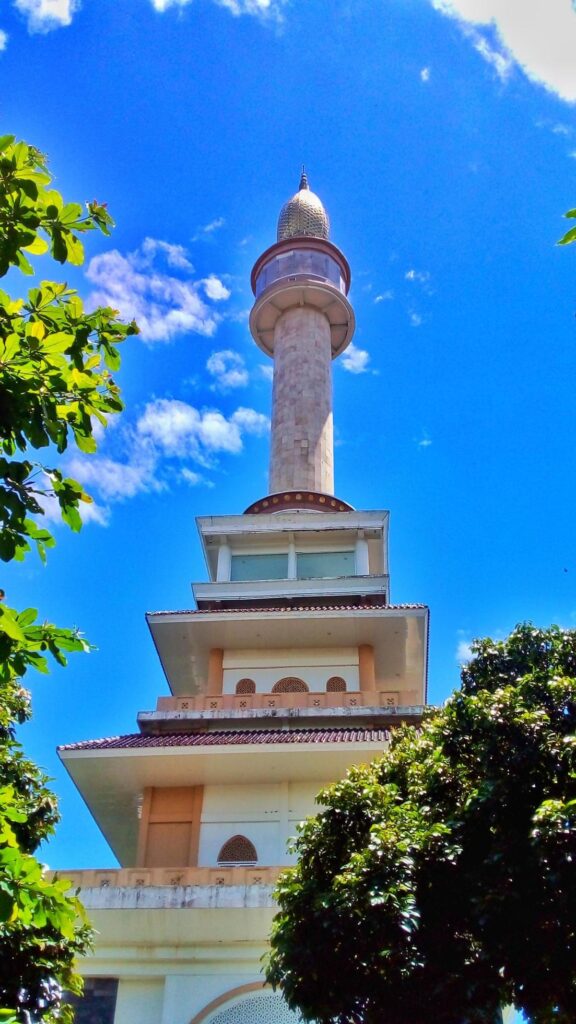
[267,624,576,1024]
[0,135,137,1024]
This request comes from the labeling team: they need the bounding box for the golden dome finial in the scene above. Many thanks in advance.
[277,171,330,242]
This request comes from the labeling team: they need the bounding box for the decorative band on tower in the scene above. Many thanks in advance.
[248,171,355,510]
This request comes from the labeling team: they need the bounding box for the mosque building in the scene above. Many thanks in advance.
[59,173,429,1024]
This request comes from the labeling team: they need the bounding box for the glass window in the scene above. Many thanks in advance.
[68,978,118,1024]
[230,553,288,581]
[296,550,355,579]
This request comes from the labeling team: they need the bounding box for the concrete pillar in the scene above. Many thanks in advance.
[206,648,224,696]
[269,306,334,494]
[287,539,297,579]
[355,534,370,575]
[358,644,376,692]
[216,542,231,582]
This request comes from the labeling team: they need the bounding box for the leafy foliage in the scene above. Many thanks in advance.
[0,135,137,1024]
[267,624,576,1024]
[557,207,576,246]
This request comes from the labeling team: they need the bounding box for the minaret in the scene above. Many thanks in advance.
[249,170,355,501]
[57,172,429,1024]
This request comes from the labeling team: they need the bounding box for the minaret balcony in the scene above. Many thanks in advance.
[249,236,355,358]
[192,572,390,607]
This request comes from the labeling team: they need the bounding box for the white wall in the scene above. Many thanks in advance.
[222,647,359,694]
[115,980,164,1024]
[198,781,324,866]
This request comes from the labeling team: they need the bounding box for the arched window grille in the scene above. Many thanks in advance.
[217,835,258,866]
[272,677,309,693]
[326,676,347,692]
[235,678,256,694]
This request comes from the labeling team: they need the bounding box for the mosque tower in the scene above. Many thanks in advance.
[59,175,429,1024]
[250,169,354,499]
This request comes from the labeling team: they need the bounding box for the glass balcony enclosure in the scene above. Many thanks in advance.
[296,550,355,579]
[230,550,356,582]
[230,553,288,582]
[254,247,346,298]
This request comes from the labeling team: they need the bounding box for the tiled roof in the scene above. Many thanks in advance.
[147,603,428,616]
[59,727,390,752]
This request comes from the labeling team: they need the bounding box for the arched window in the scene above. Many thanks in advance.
[326,676,347,692]
[235,678,256,694]
[272,677,309,693]
[217,835,257,865]
[201,990,302,1024]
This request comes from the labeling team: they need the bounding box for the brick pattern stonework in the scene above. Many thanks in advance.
[269,306,334,493]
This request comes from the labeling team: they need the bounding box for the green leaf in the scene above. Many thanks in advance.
[557,225,576,246]
[61,504,82,531]
[72,431,97,454]
[64,233,84,266]
[15,608,38,628]
[23,236,49,256]
[0,607,26,642]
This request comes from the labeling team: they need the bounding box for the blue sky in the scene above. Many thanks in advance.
[1,1,576,948]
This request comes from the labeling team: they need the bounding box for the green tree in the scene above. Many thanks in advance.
[267,624,576,1024]
[0,135,137,1024]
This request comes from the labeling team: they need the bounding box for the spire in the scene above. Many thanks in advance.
[299,166,309,190]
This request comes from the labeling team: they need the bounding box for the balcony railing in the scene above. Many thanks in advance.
[153,690,402,714]
[50,866,284,890]
[192,574,390,605]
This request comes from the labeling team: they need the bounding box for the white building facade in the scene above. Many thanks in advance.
[59,173,429,1024]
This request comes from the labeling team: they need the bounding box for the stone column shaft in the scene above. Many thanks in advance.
[269,306,334,494]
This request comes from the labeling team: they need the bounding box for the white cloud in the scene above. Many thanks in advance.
[85,240,223,343]
[78,501,110,526]
[374,290,394,303]
[430,0,576,102]
[206,349,249,390]
[231,407,270,436]
[420,66,431,82]
[259,363,274,382]
[456,637,473,663]
[151,0,188,9]
[409,311,423,327]
[552,122,573,136]
[405,269,431,284]
[0,29,8,49]
[151,0,284,19]
[67,447,161,502]
[14,0,78,31]
[136,398,269,460]
[192,217,226,242]
[140,237,193,270]
[341,343,371,374]
[58,398,268,520]
[213,0,285,17]
[472,30,513,81]
[417,434,433,448]
[202,274,231,301]
[181,467,204,486]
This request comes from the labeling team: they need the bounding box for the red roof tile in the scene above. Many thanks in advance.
[59,727,391,752]
[147,603,428,616]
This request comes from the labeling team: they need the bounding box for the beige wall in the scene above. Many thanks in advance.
[137,787,203,868]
